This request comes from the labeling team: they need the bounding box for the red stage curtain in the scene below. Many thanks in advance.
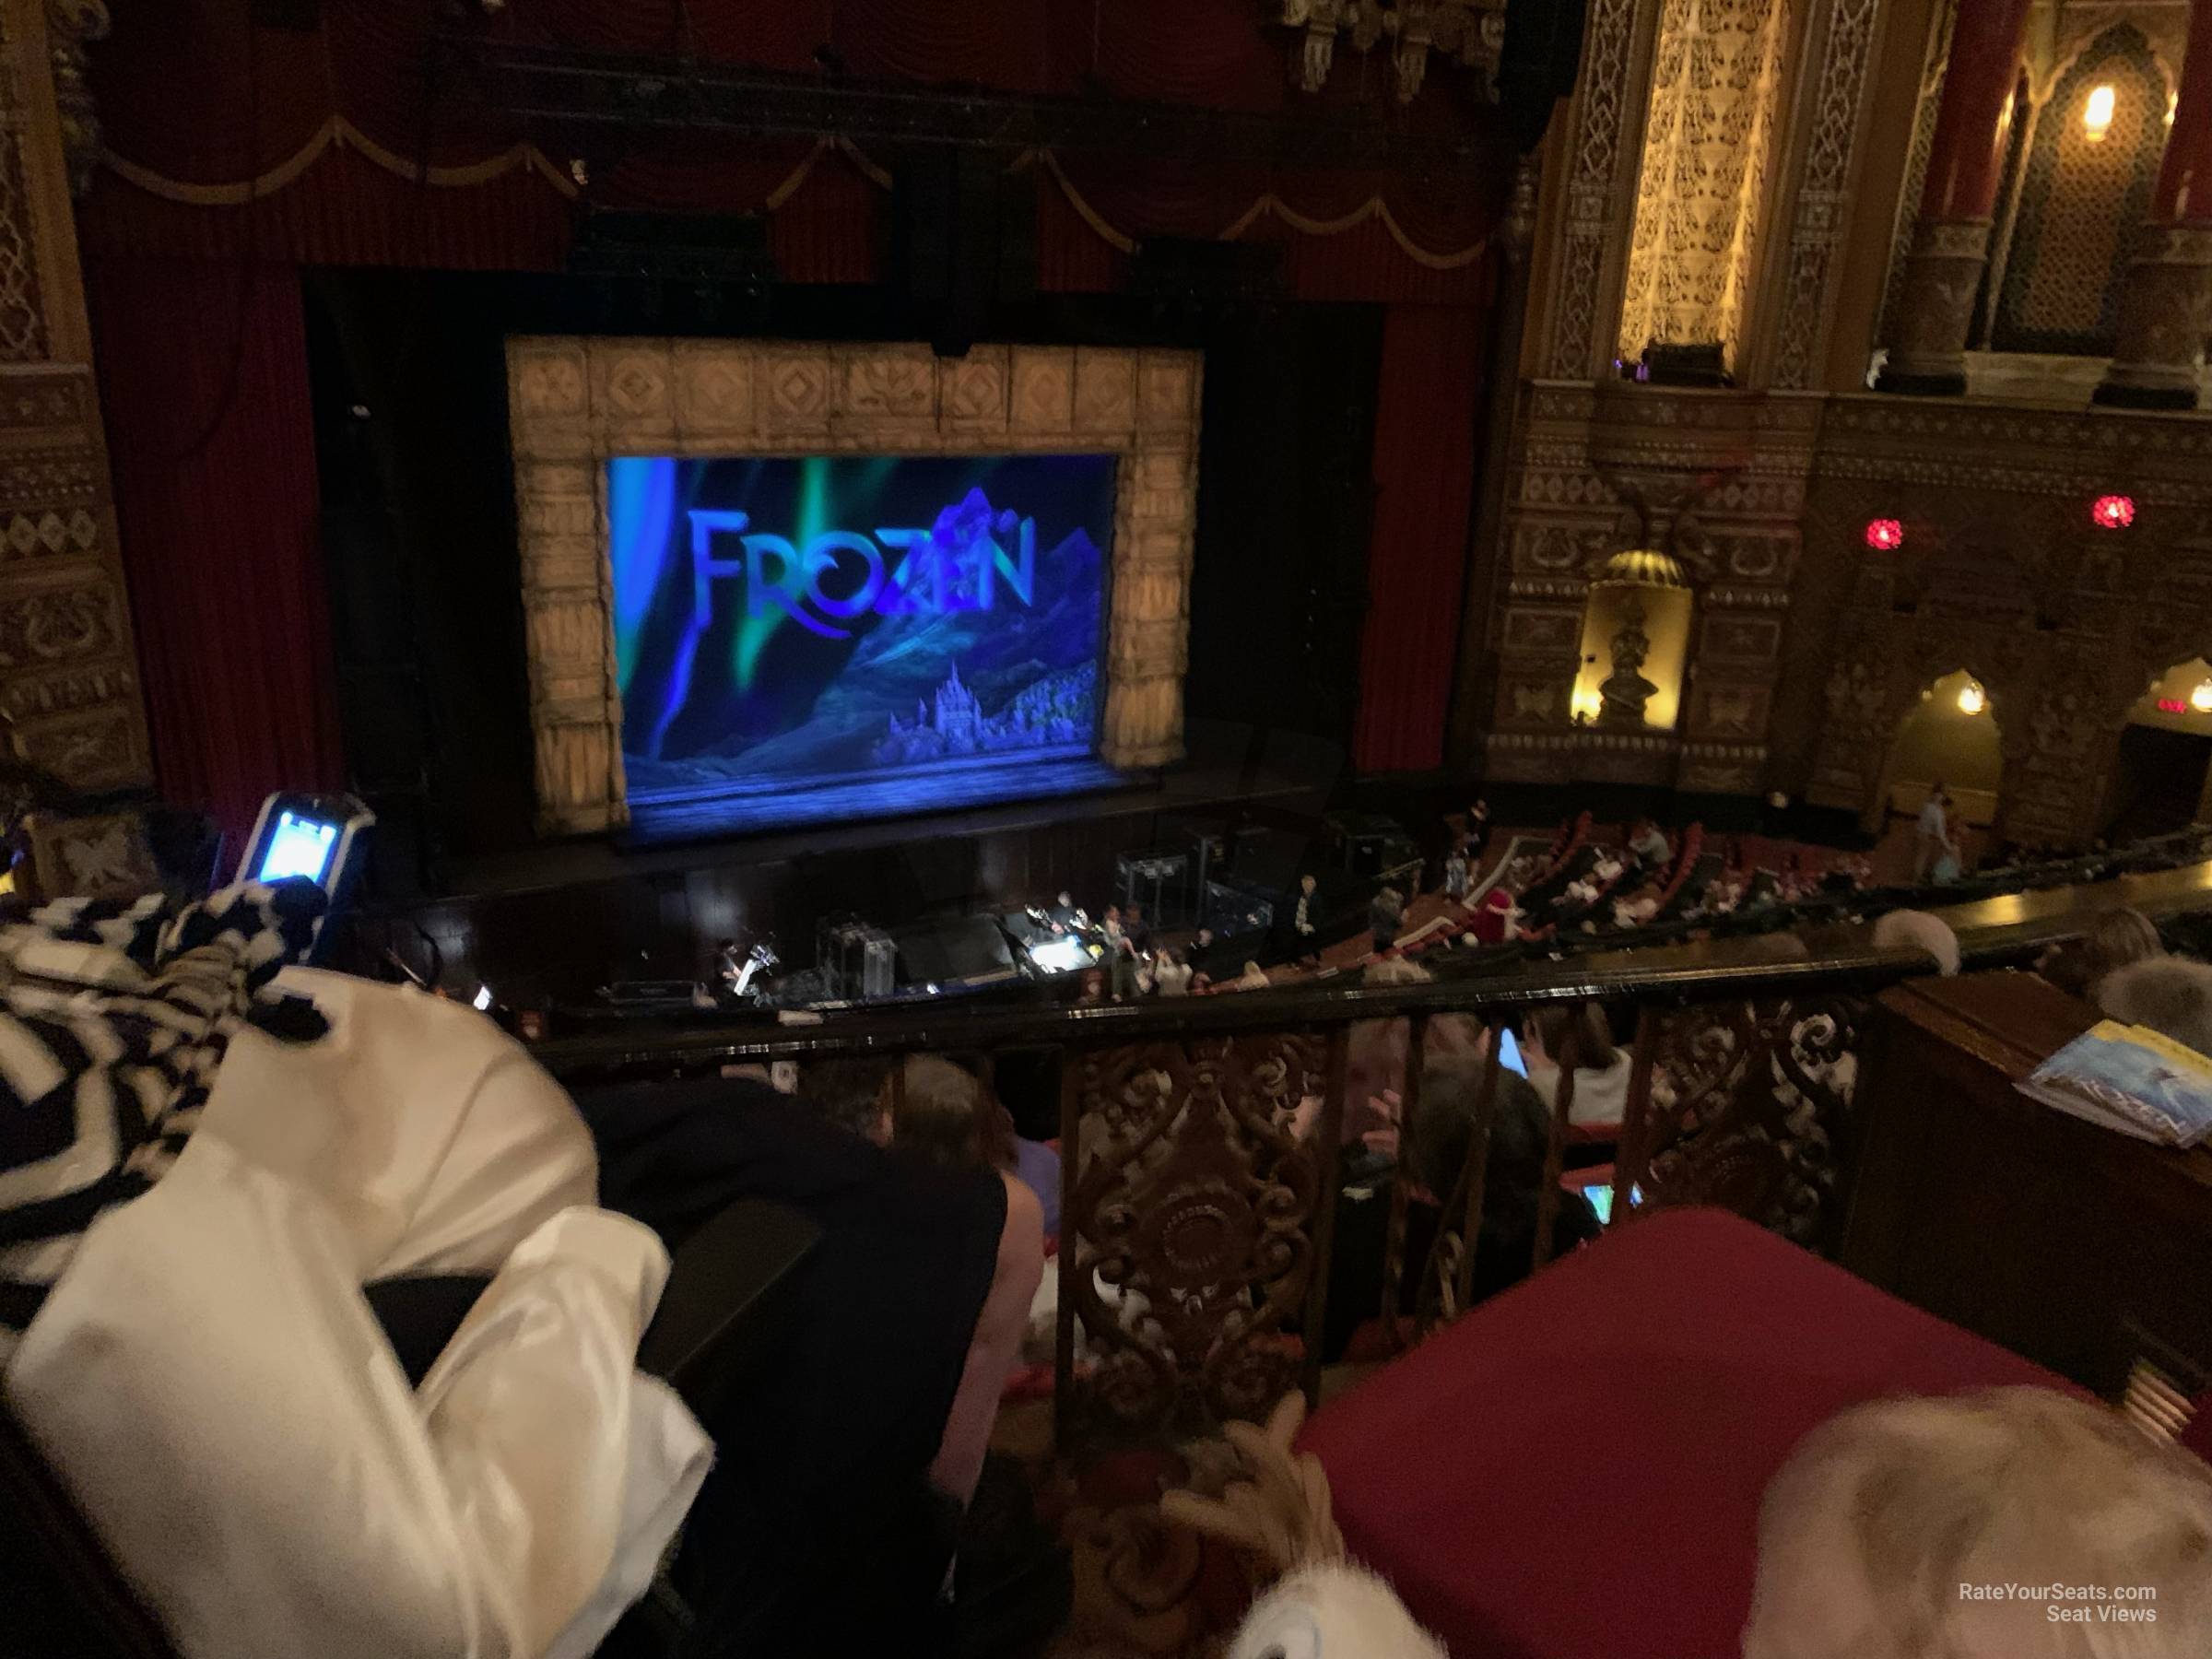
[84,256,346,844]
[1353,300,1493,774]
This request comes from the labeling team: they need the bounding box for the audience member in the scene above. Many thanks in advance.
[1443,844,1470,901]
[2098,956,2212,1054]
[1524,1004,1632,1132]
[1870,909,1960,976]
[1370,885,1406,955]
[2038,905,2165,1001]
[1321,1056,1600,1361]
[1745,1387,2212,1659]
[1470,885,1518,944]
[1101,903,1137,1000]
[1913,783,1949,883]
[1150,947,1194,996]
[803,1054,895,1143]
[888,1053,1060,1240]
[1629,818,1671,867]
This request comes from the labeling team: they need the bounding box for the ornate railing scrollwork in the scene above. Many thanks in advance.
[1057,1031,1345,1442]
[1618,994,1864,1241]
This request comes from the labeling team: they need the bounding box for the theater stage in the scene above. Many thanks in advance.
[405,744,1338,1006]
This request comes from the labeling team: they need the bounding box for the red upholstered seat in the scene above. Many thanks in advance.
[1299,1208,2070,1659]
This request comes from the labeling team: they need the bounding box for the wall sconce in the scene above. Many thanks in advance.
[2170,90,2180,129]
[1957,679,1987,716]
[2191,678,2212,714]
[2084,84,2116,143]
[1864,517,1904,551]
[2092,492,2136,529]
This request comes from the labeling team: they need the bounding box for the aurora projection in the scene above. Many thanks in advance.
[608,453,1114,831]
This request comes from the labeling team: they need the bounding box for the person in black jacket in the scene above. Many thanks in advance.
[1317,1051,1600,1361]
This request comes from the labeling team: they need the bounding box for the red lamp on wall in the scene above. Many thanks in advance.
[2091,493,2136,530]
[1864,517,1904,551]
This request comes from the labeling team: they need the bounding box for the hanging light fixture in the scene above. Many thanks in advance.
[1957,679,1987,716]
[2190,678,2212,714]
[2084,84,2117,144]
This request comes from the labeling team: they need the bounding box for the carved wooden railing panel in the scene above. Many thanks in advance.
[1617,994,1865,1241]
[1055,1030,1345,1443]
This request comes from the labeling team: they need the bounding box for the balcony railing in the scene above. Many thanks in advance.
[535,858,2212,1446]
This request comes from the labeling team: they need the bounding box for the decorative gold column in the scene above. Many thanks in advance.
[0,0,150,788]
[2095,0,2212,410]
[1877,0,2034,395]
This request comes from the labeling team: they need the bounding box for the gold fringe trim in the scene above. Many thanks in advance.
[103,124,1478,269]
[101,126,899,209]
[104,116,581,204]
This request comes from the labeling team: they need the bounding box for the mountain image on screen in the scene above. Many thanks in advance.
[610,454,1113,802]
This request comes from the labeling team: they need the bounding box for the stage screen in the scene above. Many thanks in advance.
[608,453,1115,831]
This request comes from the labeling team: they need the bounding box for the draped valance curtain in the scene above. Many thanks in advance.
[81,0,1505,303]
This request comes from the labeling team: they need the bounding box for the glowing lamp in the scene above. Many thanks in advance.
[2084,84,2116,143]
[1864,517,1904,551]
[1957,680,1986,716]
[2092,493,2136,530]
[2193,679,2212,714]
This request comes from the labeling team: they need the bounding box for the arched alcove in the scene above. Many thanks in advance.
[1993,25,2171,354]
[1883,669,2005,828]
[1568,551,1697,732]
[2105,655,2212,839]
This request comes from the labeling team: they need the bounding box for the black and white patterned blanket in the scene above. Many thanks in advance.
[0,881,329,1331]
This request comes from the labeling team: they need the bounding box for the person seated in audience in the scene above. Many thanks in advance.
[2037,905,2165,1002]
[2098,956,2212,1054]
[888,1054,1060,1245]
[1187,924,1223,977]
[1149,947,1194,996]
[1629,818,1671,867]
[1522,1004,1633,1135]
[1329,957,1487,1158]
[1611,890,1661,930]
[1318,1053,1600,1361]
[2,885,1045,1658]
[1470,884,1519,943]
[1370,885,1406,955]
[1870,908,1960,975]
[1744,1387,2212,1659]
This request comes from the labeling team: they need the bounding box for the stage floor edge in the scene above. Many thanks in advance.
[618,755,1138,847]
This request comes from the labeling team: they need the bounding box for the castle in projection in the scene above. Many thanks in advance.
[873,659,1098,766]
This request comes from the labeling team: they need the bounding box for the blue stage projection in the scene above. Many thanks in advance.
[608,453,1118,838]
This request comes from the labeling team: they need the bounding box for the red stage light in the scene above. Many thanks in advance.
[1864,517,1904,551]
[2091,493,2136,529]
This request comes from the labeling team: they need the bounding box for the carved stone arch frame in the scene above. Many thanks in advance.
[505,338,1204,835]
[1858,629,2035,836]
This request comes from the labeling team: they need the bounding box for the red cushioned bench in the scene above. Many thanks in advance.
[1299,1207,2073,1659]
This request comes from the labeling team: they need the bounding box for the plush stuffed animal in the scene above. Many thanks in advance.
[1160,1394,1445,1658]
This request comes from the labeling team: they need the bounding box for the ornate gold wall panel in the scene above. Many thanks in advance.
[1617,0,1792,372]
[1544,0,1664,379]
[0,0,147,790]
[1766,0,1888,386]
[1483,381,1817,794]
[507,338,1203,835]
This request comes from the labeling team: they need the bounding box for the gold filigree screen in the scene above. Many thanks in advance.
[1617,0,1793,371]
[506,339,1204,835]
